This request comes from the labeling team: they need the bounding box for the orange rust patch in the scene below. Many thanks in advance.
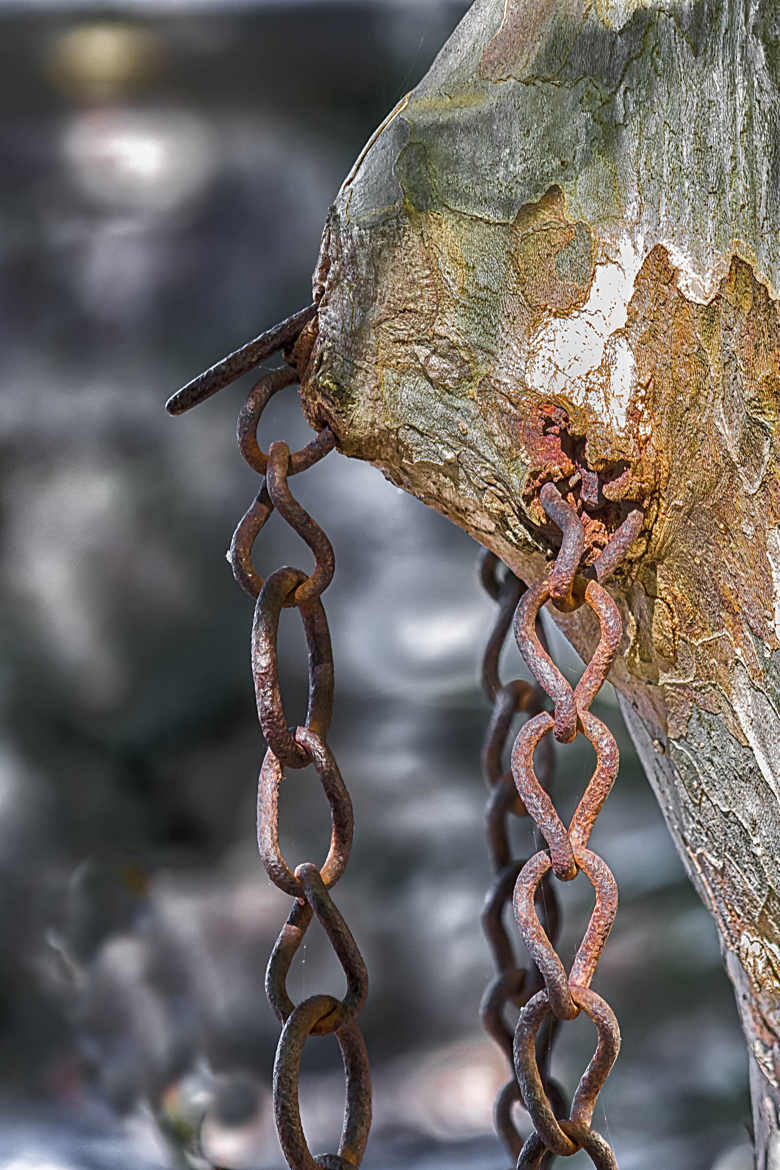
[520,403,576,487]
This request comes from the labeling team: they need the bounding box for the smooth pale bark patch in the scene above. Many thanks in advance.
[297,0,780,1153]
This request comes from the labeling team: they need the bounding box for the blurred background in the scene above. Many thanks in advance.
[0,2,754,1168]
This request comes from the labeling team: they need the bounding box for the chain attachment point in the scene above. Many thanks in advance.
[238,365,336,477]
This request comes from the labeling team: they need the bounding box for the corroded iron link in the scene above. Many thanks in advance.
[170,319,371,1170]
[537,482,584,609]
[510,483,642,1168]
[478,552,565,1167]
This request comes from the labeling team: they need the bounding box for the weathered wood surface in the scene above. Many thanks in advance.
[298,0,780,1160]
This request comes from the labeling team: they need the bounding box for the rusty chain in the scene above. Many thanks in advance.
[168,313,372,1170]
[478,551,566,1166]
[509,485,643,1169]
[239,415,371,1169]
[168,307,642,1170]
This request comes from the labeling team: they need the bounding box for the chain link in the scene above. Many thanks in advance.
[172,327,371,1170]
[509,483,642,1168]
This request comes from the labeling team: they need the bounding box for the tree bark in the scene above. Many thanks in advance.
[297,0,780,1160]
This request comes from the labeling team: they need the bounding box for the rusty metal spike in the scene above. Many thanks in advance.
[166,303,316,415]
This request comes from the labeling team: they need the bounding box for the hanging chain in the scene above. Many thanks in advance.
[478,552,566,1166]
[509,484,643,1169]
[168,311,372,1170]
[232,377,371,1170]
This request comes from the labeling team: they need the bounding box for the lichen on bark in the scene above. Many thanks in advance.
[298,0,780,1155]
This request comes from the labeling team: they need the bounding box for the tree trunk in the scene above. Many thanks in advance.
[297,0,780,1160]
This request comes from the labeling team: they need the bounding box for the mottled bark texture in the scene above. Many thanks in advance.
[297,0,780,1160]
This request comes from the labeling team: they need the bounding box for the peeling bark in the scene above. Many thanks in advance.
[297,0,780,1157]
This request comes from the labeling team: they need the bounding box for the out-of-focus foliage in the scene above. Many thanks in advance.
[0,4,751,1168]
